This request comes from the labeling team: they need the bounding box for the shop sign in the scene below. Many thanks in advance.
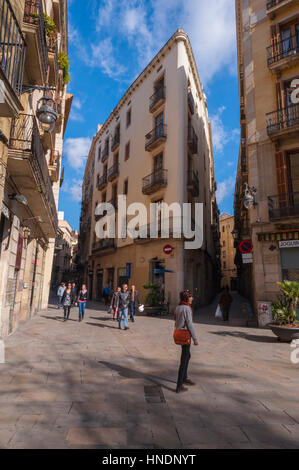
[279,240,299,249]
[242,253,253,264]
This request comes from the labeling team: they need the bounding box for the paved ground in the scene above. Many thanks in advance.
[0,294,299,449]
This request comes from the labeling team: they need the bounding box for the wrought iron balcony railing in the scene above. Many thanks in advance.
[268,192,299,220]
[266,103,299,135]
[92,238,116,253]
[149,87,165,111]
[111,133,120,152]
[102,146,109,161]
[9,113,58,231]
[23,0,48,82]
[142,169,168,195]
[266,0,288,10]
[267,34,299,66]
[49,150,59,166]
[145,124,167,150]
[107,162,119,182]
[0,0,26,96]
[188,91,195,114]
[98,173,108,190]
[188,126,198,154]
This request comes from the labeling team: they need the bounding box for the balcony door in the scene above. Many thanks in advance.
[155,112,164,137]
[275,150,299,216]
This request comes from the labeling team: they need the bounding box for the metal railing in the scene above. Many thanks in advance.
[267,0,287,9]
[49,150,59,166]
[0,0,26,96]
[102,145,109,161]
[92,238,115,253]
[9,113,58,231]
[98,173,108,189]
[145,124,167,149]
[107,162,119,181]
[142,169,168,194]
[188,91,195,114]
[23,0,48,81]
[111,132,120,151]
[267,34,299,66]
[266,103,299,134]
[149,87,165,111]
[187,170,199,195]
[188,126,198,153]
[268,192,299,220]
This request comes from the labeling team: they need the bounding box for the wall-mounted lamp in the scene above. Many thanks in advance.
[243,183,257,210]
[8,193,28,206]
[22,83,58,133]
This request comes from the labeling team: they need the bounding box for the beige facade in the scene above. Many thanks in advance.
[234,0,299,316]
[0,0,71,336]
[219,214,237,289]
[78,30,220,310]
[51,212,78,289]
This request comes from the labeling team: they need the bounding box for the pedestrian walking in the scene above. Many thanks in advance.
[118,284,131,330]
[110,287,121,320]
[71,282,78,298]
[103,284,111,306]
[219,286,233,322]
[77,284,88,322]
[61,283,76,321]
[57,282,66,309]
[174,290,198,394]
[129,284,141,322]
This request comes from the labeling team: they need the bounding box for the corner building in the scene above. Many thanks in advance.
[80,30,220,310]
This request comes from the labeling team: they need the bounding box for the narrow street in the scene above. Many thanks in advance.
[0,295,298,449]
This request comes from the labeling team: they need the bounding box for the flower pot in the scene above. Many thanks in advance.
[269,324,299,343]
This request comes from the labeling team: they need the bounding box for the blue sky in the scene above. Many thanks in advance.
[59,0,239,230]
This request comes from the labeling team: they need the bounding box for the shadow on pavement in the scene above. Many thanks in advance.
[210,330,278,343]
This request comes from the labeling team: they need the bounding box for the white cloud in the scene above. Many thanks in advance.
[210,106,239,153]
[62,178,83,202]
[63,137,92,170]
[217,176,235,204]
[90,38,127,78]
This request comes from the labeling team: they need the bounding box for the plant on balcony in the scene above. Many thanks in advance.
[44,14,56,37]
[58,51,70,84]
[270,281,299,342]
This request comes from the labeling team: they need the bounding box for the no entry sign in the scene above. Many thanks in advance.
[163,245,173,255]
[239,240,253,254]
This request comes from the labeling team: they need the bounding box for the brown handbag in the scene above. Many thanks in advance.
[173,329,191,346]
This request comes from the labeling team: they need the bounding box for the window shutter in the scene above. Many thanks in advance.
[275,151,289,207]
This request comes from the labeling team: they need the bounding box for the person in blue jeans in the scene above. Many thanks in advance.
[76,284,88,322]
[57,282,66,309]
[129,285,141,322]
[118,284,131,330]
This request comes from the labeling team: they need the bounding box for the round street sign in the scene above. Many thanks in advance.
[163,244,173,255]
[239,240,253,254]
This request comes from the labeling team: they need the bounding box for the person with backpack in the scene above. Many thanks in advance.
[173,290,198,394]
[77,284,88,322]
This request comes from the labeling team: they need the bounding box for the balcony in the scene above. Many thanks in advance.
[268,192,299,220]
[266,103,299,139]
[107,162,119,182]
[92,238,116,254]
[98,173,108,190]
[8,113,58,238]
[145,124,167,152]
[267,35,299,72]
[0,0,26,117]
[47,37,59,86]
[188,126,198,154]
[23,0,48,85]
[149,87,165,113]
[188,91,195,115]
[187,171,199,197]
[142,169,168,195]
[101,146,109,162]
[48,150,60,183]
[111,133,120,152]
[266,0,299,17]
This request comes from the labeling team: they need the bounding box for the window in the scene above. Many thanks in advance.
[223,251,226,259]
[223,261,226,269]
[98,147,101,161]
[223,241,226,247]
[123,179,128,195]
[125,141,130,161]
[102,191,106,202]
[222,226,225,233]
[153,153,163,172]
[126,109,131,127]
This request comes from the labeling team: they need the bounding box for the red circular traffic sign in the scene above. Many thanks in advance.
[163,245,173,255]
[239,240,253,254]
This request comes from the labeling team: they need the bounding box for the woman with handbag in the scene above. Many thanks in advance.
[174,290,198,394]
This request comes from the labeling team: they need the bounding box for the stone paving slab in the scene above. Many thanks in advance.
[1,298,299,449]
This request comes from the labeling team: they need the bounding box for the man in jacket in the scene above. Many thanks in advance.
[118,284,131,330]
[57,282,66,309]
[129,285,141,322]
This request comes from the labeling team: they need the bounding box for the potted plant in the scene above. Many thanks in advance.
[143,282,163,316]
[58,51,71,84]
[270,281,299,342]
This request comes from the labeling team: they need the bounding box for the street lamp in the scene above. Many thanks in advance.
[8,193,28,206]
[22,83,58,133]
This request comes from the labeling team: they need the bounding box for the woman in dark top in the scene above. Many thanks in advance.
[61,283,76,321]
[77,284,88,322]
